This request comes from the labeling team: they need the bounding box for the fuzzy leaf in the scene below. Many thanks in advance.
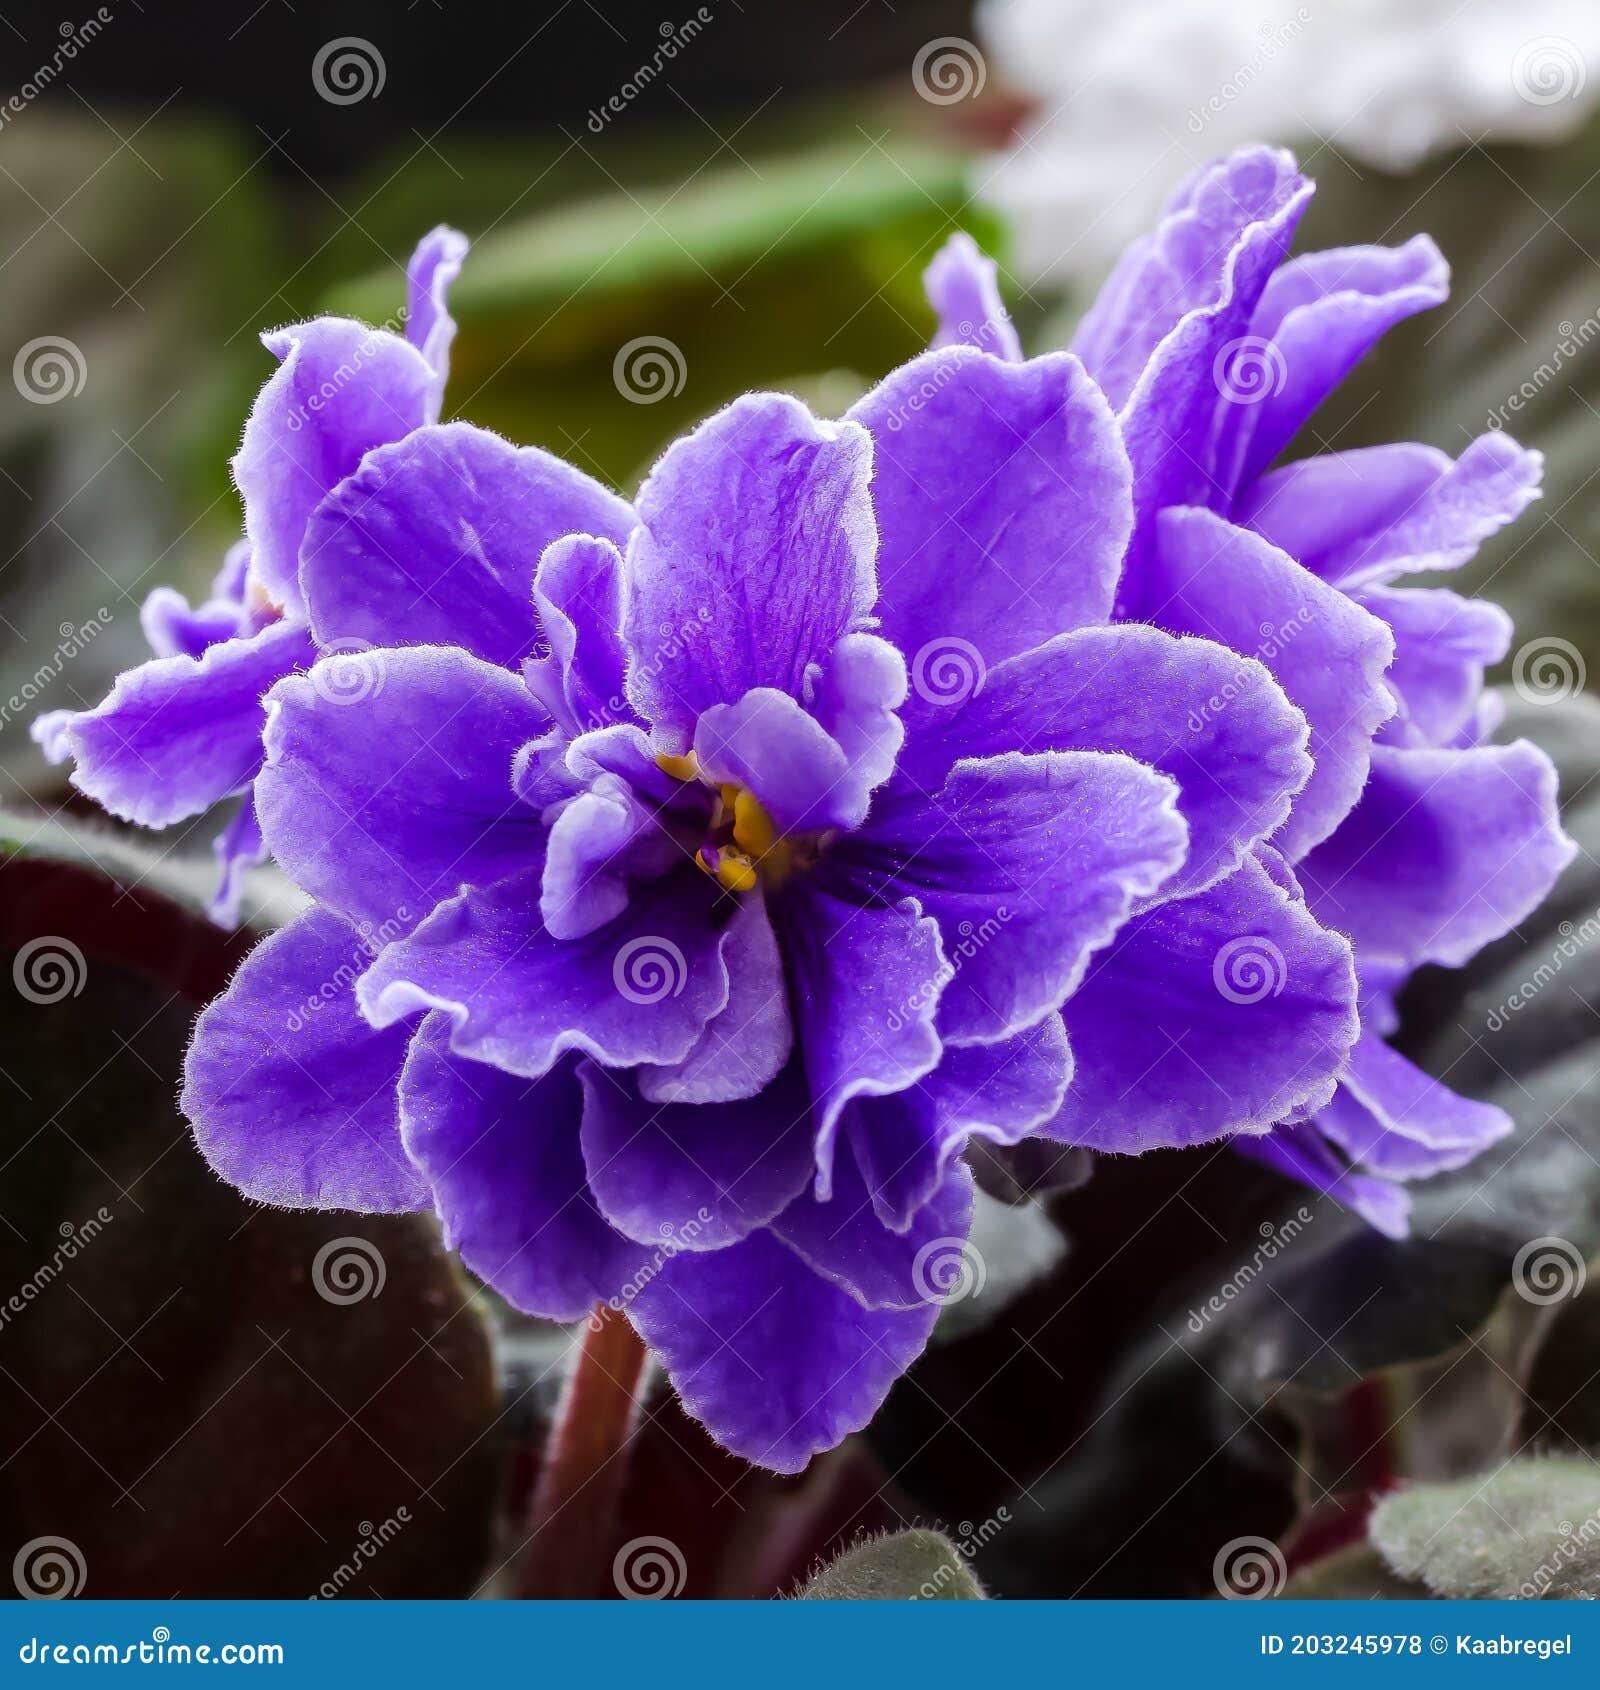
[795,1530,986,1601]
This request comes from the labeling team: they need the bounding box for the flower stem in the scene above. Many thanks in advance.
[519,1304,650,1599]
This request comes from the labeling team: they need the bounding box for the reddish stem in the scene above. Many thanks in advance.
[519,1305,650,1599]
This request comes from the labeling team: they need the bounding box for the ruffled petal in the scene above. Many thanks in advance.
[358,863,734,1080]
[1134,507,1395,859]
[140,585,243,659]
[404,224,468,410]
[1237,433,1542,588]
[835,749,1187,1043]
[771,1151,975,1311]
[639,892,792,1104]
[207,792,266,928]
[1050,852,1358,1152]
[1297,741,1575,969]
[897,623,1310,901]
[527,533,636,737]
[625,1227,941,1474]
[233,318,436,617]
[256,644,551,932]
[578,1057,815,1251]
[848,348,1130,721]
[37,619,315,828]
[181,908,425,1211]
[807,632,907,805]
[1315,1033,1511,1181]
[1360,585,1512,749]
[693,688,860,835]
[400,1015,649,1322]
[1233,1122,1411,1240]
[540,773,677,943]
[1212,237,1450,493]
[777,885,946,1193]
[623,393,876,745]
[301,423,633,668]
[923,232,1022,361]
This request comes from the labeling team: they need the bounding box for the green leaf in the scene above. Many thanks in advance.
[1370,1461,1600,1600]
[794,1530,986,1601]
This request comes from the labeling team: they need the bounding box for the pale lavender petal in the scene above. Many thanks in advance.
[1359,585,1512,749]
[693,688,857,835]
[208,792,266,928]
[405,223,468,410]
[807,632,907,804]
[1234,1123,1411,1240]
[528,533,637,738]
[924,232,1022,361]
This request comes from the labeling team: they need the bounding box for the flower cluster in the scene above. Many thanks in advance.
[38,147,1571,1472]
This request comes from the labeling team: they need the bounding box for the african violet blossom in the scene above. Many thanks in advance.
[32,226,469,924]
[926,145,1575,1235]
[175,307,1362,1470]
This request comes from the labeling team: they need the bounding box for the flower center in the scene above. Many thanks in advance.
[656,750,810,893]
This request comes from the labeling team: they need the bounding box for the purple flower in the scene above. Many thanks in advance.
[176,349,1360,1470]
[925,144,1574,1236]
[33,226,470,925]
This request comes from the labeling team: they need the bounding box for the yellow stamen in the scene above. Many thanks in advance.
[731,789,777,860]
[714,851,758,894]
[655,750,699,783]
